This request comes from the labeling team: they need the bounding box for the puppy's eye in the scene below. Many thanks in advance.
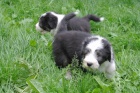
[83,48,91,55]
[96,50,101,57]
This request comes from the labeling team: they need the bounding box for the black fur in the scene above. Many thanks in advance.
[99,39,111,63]
[53,31,91,68]
[39,13,58,31]
[37,12,103,33]
[53,13,111,69]
[67,14,102,32]
[57,13,77,33]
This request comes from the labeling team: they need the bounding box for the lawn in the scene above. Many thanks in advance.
[0,0,140,93]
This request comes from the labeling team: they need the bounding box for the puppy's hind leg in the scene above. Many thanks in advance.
[54,52,69,68]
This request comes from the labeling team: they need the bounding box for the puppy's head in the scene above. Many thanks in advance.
[35,12,64,34]
[82,36,113,71]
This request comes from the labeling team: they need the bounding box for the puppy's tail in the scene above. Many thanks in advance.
[83,14,104,22]
[57,12,78,33]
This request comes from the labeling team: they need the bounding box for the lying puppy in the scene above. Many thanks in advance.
[35,11,104,35]
[53,12,116,79]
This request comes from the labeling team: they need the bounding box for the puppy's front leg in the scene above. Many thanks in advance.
[65,70,72,80]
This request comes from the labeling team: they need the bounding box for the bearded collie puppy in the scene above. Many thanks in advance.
[52,12,115,79]
[35,11,104,35]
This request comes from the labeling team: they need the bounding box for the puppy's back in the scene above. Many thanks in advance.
[67,17,90,32]
[53,31,91,60]
[57,13,77,33]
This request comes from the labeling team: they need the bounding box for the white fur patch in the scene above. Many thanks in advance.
[104,47,116,79]
[35,12,48,34]
[83,36,103,70]
[41,13,47,17]
[50,12,64,35]
[100,17,104,22]
[98,61,116,79]
[83,55,99,70]
[35,22,46,34]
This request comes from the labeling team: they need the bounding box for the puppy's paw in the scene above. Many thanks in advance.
[65,71,72,80]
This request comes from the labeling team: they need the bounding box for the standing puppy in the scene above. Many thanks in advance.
[35,11,104,35]
[53,12,116,79]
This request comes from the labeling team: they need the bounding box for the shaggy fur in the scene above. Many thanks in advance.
[35,11,104,35]
[52,12,116,79]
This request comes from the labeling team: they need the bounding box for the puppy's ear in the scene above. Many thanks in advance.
[101,39,112,62]
[48,16,58,29]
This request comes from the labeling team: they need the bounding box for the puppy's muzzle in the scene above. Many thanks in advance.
[83,59,99,70]
[35,23,46,34]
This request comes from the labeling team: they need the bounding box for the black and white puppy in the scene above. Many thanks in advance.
[35,11,104,35]
[53,12,116,79]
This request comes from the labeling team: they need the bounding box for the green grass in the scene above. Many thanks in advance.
[0,0,140,92]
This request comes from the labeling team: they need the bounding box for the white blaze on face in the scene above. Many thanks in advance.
[50,12,65,27]
[83,36,104,70]
[50,12,65,35]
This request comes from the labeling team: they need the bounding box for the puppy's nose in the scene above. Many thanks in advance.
[87,63,93,67]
